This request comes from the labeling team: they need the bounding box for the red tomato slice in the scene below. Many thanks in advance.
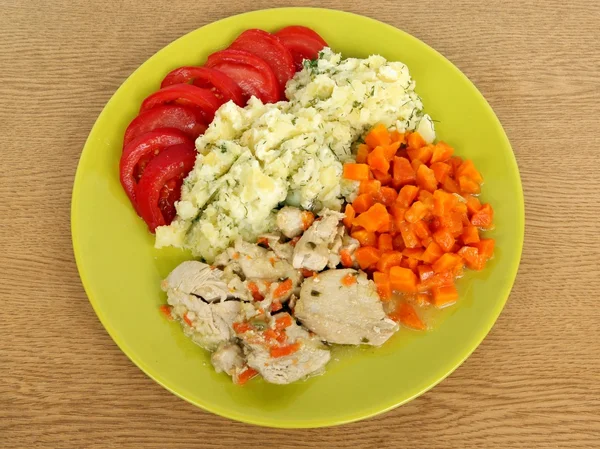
[275,26,327,46]
[160,66,245,106]
[119,129,192,210]
[229,29,295,95]
[140,85,223,123]
[205,49,279,104]
[136,142,197,232]
[274,28,327,71]
[123,105,207,146]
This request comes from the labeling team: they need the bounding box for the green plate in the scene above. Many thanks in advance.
[72,8,524,428]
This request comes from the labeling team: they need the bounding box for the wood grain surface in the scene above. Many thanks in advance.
[2,0,599,447]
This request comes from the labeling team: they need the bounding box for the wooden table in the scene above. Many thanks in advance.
[2,0,599,447]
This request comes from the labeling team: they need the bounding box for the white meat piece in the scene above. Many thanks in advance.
[260,233,294,262]
[327,226,345,268]
[292,209,344,272]
[276,206,314,238]
[241,320,330,385]
[211,341,245,375]
[295,269,399,346]
[167,290,242,351]
[162,260,230,303]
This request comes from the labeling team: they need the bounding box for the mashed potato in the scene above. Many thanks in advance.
[155,48,435,262]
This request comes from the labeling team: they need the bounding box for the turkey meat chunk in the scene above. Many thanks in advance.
[295,269,399,346]
[292,209,345,272]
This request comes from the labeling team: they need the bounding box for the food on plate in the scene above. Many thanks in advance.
[115,25,496,385]
[156,48,433,262]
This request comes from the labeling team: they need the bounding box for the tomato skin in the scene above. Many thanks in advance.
[160,66,245,106]
[275,27,327,70]
[123,105,206,146]
[136,142,197,232]
[229,29,295,95]
[119,129,192,210]
[140,84,223,123]
[205,49,279,104]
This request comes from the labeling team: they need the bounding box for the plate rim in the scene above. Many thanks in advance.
[71,6,525,428]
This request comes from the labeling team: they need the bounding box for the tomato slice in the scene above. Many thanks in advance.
[119,129,192,210]
[274,28,327,71]
[160,66,245,106]
[205,49,279,104]
[123,105,207,146]
[229,29,295,95]
[275,26,327,46]
[136,142,197,232]
[140,85,223,123]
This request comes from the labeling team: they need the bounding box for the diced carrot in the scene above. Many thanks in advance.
[289,236,300,247]
[472,238,495,260]
[378,233,394,252]
[430,141,454,164]
[389,203,408,229]
[411,220,431,240]
[430,161,452,183]
[407,144,433,164]
[421,241,444,264]
[462,224,480,245]
[432,253,463,273]
[421,236,434,247]
[418,189,435,211]
[411,158,424,172]
[433,228,455,252]
[351,229,377,246]
[236,366,259,385]
[372,169,393,186]
[402,257,419,272]
[353,193,374,213]
[454,201,468,216]
[343,163,370,181]
[407,132,426,150]
[354,246,381,270]
[343,204,355,229]
[465,195,482,215]
[389,266,418,292]
[233,322,253,334]
[353,203,390,233]
[378,187,398,207]
[418,271,454,292]
[301,211,315,230]
[402,248,424,260]
[341,273,357,286]
[383,141,401,160]
[392,157,416,186]
[393,234,406,251]
[340,249,354,268]
[356,143,370,164]
[158,304,173,320]
[247,281,264,301]
[415,293,431,307]
[271,300,283,312]
[257,237,270,247]
[442,177,460,194]
[398,221,421,249]
[270,342,301,358]
[448,156,463,175]
[396,185,420,207]
[390,130,405,144]
[444,212,465,238]
[433,189,459,217]
[273,279,293,299]
[367,146,390,173]
[373,271,392,300]
[301,268,316,278]
[390,302,426,330]
[471,204,494,228]
[359,179,381,196]
[376,251,404,272]
[416,164,438,192]
[417,264,435,282]
[456,159,483,183]
[457,246,483,270]
[431,285,459,308]
[458,176,481,194]
[275,313,293,330]
[404,201,428,223]
[365,123,391,148]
